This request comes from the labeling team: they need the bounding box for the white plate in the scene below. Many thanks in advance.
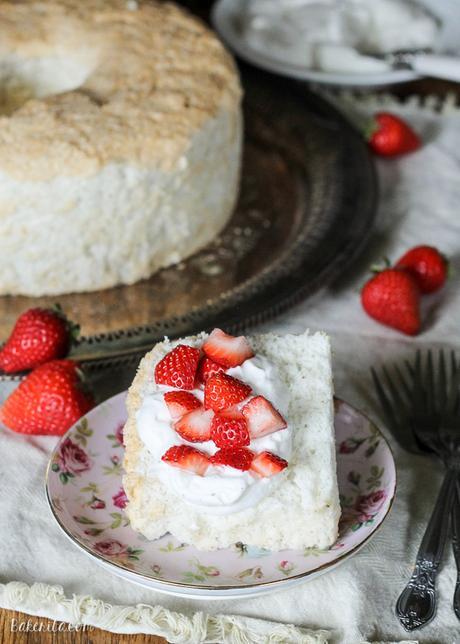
[211,0,460,87]
[45,393,396,599]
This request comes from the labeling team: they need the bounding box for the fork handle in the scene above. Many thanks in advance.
[452,476,460,620]
[396,467,456,631]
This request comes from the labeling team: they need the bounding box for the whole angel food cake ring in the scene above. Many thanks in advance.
[0,0,242,296]
[123,328,341,551]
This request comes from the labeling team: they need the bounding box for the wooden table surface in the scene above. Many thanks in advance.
[0,609,165,644]
[2,1,459,642]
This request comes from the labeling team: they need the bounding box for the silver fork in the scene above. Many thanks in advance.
[372,349,460,631]
[453,480,460,620]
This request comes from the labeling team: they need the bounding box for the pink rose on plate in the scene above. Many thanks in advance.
[278,560,294,575]
[330,541,345,551]
[58,438,92,476]
[355,489,386,522]
[94,539,127,557]
[112,487,128,509]
[90,497,106,510]
[115,423,124,446]
[339,438,364,454]
[204,566,220,577]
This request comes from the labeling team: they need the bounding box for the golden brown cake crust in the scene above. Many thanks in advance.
[0,0,241,180]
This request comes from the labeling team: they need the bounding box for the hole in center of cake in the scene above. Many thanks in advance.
[0,53,95,115]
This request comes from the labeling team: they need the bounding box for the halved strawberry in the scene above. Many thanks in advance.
[250,451,288,478]
[196,356,226,384]
[161,445,210,476]
[242,396,287,439]
[204,372,251,412]
[174,407,214,442]
[164,391,201,419]
[202,329,254,368]
[211,410,250,448]
[211,447,254,471]
[154,344,200,390]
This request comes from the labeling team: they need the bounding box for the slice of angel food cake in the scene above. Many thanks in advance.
[123,329,340,551]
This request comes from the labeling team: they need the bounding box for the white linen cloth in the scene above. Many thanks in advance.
[1,92,460,643]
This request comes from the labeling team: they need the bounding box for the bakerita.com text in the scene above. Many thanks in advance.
[10,618,94,633]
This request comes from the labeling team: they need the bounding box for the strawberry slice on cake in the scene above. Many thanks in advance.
[162,445,210,476]
[242,395,287,439]
[202,328,254,368]
[163,391,201,419]
[154,344,199,389]
[174,407,214,443]
[204,372,251,412]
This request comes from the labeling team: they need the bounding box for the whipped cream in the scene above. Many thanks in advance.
[136,354,291,515]
[243,0,439,74]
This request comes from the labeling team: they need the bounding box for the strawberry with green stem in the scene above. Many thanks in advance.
[367,112,421,157]
[361,266,421,336]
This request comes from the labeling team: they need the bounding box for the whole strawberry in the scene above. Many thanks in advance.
[0,305,79,373]
[368,112,421,157]
[361,268,421,335]
[396,245,448,294]
[0,360,94,435]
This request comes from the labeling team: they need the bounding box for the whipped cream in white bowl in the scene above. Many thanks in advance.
[212,0,460,86]
[137,354,291,516]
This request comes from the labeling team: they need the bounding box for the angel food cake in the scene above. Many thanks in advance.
[0,0,242,295]
[123,329,341,551]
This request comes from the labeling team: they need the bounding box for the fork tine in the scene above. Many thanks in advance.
[393,363,412,401]
[382,365,410,413]
[426,349,435,416]
[411,349,426,413]
[371,367,416,450]
[446,351,460,415]
[450,350,458,394]
[404,359,415,379]
[437,349,447,411]
[371,368,400,429]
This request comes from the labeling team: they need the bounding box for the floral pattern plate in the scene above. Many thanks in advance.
[45,393,396,599]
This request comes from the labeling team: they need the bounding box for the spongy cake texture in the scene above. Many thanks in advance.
[123,331,340,551]
[0,0,242,295]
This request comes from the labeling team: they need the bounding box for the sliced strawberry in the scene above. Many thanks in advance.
[174,407,214,443]
[211,410,250,448]
[164,391,201,419]
[250,451,288,478]
[211,447,254,471]
[242,396,287,439]
[161,445,210,476]
[204,372,251,412]
[154,344,200,390]
[202,328,254,368]
[196,356,226,384]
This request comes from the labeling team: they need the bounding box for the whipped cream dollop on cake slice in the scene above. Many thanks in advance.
[136,330,292,515]
[123,329,341,551]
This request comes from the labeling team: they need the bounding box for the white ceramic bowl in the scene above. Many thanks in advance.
[212,0,460,87]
